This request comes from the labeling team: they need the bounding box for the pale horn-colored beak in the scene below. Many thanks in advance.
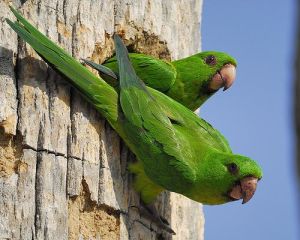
[241,176,258,204]
[210,64,236,92]
[221,64,236,91]
[229,176,258,204]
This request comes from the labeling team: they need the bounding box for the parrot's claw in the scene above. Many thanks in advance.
[139,202,176,235]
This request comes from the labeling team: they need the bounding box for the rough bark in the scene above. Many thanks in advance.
[0,0,204,239]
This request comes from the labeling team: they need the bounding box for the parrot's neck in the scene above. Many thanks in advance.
[167,55,213,111]
[184,149,232,205]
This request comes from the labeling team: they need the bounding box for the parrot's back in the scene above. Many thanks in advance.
[103,53,176,92]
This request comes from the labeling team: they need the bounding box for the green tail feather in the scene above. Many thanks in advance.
[114,35,149,91]
[7,6,118,123]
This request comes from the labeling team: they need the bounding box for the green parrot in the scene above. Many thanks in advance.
[7,7,262,234]
[82,49,237,111]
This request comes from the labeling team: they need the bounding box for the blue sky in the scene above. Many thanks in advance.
[200,1,298,239]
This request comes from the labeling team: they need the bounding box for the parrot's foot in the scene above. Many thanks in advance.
[139,202,176,235]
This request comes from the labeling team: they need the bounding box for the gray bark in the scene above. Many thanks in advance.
[0,0,204,239]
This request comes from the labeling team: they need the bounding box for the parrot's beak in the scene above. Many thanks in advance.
[220,64,236,91]
[210,64,236,92]
[228,176,258,204]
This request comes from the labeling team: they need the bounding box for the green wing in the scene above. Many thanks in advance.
[149,88,232,154]
[114,35,196,183]
[7,6,118,123]
[103,53,176,92]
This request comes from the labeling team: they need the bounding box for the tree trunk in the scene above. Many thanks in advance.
[0,0,204,239]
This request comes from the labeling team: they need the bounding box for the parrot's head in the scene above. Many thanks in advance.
[195,51,237,92]
[172,51,237,110]
[188,152,262,205]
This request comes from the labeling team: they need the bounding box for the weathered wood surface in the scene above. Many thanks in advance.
[0,0,204,239]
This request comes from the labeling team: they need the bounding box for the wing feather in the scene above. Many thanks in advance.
[114,35,196,182]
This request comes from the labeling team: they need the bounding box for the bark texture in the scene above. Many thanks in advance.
[0,0,204,239]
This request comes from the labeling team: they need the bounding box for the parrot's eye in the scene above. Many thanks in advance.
[205,55,217,66]
[227,163,239,175]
